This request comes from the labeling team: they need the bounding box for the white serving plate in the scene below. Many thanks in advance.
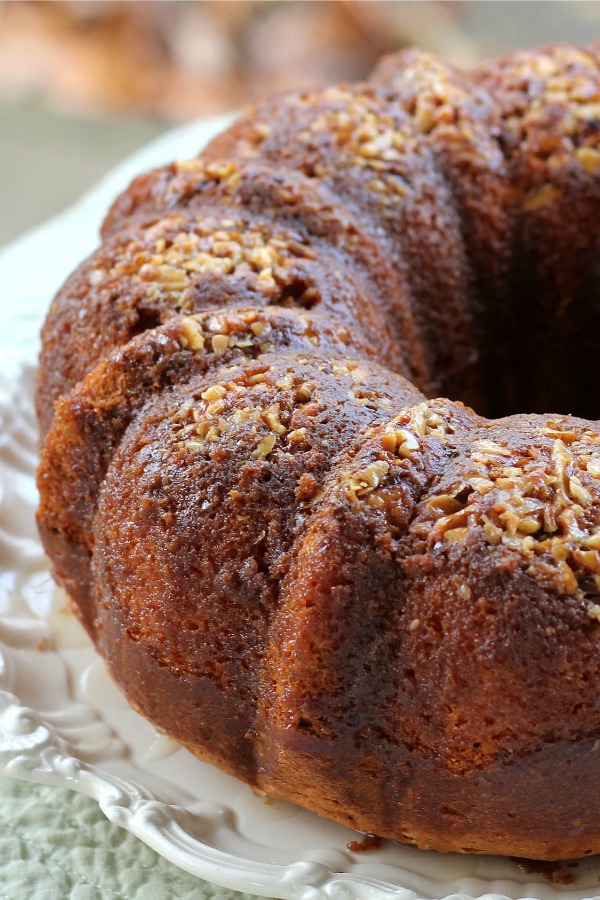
[0,116,599,900]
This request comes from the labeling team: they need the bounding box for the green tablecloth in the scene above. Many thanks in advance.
[0,775,261,900]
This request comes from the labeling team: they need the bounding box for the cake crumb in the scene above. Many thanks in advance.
[512,857,577,884]
[347,834,383,853]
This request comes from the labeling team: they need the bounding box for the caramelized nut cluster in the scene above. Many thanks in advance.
[427,423,600,600]
[490,46,600,187]
[88,214,316,303]
[341,400,455,507]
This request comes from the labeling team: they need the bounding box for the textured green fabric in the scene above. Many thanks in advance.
[0,774,262,900]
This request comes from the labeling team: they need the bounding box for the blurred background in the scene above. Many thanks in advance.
[2,0,600,246]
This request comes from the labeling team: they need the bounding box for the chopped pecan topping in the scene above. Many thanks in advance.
[427,428,600,597]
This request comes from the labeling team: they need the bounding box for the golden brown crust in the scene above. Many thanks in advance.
[256,405,600,856]
[204,84,478,403]
[37,307,378,631]
[40,160,434,433]
[36,43,600,860]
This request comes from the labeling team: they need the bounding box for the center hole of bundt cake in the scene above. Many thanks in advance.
[456,309,598,422]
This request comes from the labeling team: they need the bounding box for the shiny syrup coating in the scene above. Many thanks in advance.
[37,44,600,859]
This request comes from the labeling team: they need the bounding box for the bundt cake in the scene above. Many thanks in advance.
[36,43,600,861]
